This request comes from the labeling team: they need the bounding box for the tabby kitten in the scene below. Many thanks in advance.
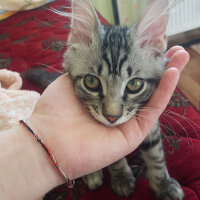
[63,0,184,199]
[25,0,184,199]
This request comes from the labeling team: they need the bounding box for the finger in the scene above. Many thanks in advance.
[120,67,180,142]
[166,50,190,72]
[138,68,180,134]
[165,46,185,59]
[119,68,180,150]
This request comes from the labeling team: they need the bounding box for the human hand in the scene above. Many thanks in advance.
[27,46,189,180]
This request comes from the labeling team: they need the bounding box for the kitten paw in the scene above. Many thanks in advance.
[111,174,136,197]
[156,178,184,200]
[82,170,103,190]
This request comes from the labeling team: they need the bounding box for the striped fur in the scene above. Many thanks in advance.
[63,0,184,199]
[140,125,183,199]
[65,24,163,126]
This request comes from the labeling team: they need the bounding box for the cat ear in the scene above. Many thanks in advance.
[68,0,100,46]
[135,0,170,52]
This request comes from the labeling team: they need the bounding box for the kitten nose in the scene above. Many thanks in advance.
[106,116,119,123]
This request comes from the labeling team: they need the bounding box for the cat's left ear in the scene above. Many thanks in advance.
[135,0,170,52]
[68,0,100,46]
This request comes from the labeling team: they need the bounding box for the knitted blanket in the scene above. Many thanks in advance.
[0,69,40,131]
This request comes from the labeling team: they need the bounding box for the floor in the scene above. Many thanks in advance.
[177,45,200,111]
[168,27,200,112]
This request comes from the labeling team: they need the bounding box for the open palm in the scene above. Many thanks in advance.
[28,46,189,180]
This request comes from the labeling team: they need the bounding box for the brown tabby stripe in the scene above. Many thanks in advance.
[101,26,130,76]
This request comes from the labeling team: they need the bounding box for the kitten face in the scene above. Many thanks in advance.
[64,26,166,126]
[63,0,169,126]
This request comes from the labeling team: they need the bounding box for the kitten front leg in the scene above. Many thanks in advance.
[140,124,184,200]
[108,157,136,197]
[82,170,103,190]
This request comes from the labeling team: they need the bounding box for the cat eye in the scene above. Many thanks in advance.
[84,75,101,92]
[126,78,144,94]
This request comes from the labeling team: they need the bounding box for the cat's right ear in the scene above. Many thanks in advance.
[134,0,170,52]
[68,0,100,46]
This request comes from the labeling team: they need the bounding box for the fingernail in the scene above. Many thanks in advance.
[163,57,170,66]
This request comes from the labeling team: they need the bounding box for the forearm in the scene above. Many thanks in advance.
[0,125,63,200]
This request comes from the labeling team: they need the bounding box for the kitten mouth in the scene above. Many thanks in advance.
[105,116,119,124]
[88,106,126,126]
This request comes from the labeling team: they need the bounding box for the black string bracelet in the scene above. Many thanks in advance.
[19,120,75,188]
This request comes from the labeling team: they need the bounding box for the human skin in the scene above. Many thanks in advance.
[0,46,189,200]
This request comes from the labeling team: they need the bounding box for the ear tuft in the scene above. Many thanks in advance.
[68,0,100,46]
[135,0,170,52]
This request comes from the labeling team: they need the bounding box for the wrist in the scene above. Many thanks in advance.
[0,124,63,200]
[21,118,75,187]
[27,113,76,180]
[17,123,64,197]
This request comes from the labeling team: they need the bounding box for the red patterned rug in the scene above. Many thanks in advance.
[0,0,200,200]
